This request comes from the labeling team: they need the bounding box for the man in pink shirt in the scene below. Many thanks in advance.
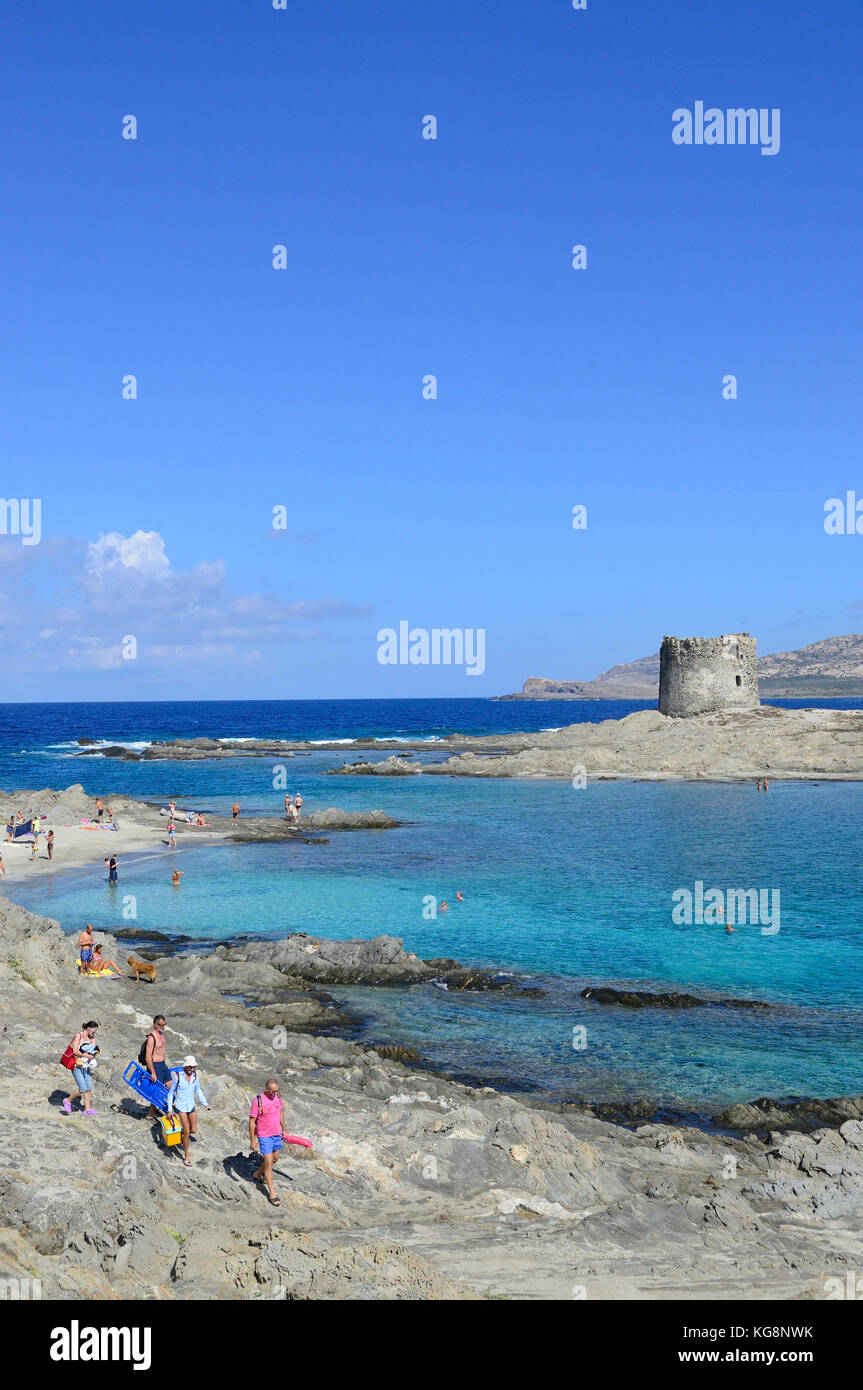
[248,1077,290,1205]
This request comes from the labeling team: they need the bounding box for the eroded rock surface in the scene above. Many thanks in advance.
[2,897,862,1301]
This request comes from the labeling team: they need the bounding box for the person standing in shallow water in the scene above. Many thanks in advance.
[231,801,240,820]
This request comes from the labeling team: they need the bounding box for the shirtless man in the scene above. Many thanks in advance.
[144,1015,171,1118]
[95,799,104,824]
[231,801,240,820]
[78,923,95,975]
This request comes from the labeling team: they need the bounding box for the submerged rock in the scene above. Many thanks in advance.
[580,985,770,1010]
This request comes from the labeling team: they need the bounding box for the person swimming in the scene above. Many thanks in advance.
[439,901,448,912]
[456,892,465,902]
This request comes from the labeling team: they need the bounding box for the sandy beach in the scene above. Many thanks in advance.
[0,785,397,885]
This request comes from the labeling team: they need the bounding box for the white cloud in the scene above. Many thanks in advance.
[87,530,171,580]
[1,528,372,682]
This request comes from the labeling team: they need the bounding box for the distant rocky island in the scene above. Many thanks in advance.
[499,634,863,700]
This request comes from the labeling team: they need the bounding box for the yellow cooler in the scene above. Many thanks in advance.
[160,1114,183,1147]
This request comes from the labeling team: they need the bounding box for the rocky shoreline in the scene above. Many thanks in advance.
[75,705,863,780]
[3,891,863,1299]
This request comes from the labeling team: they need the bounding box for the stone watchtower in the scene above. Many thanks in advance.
[658,633,759,718]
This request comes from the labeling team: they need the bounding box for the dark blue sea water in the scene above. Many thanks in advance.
[3,698,863,1114]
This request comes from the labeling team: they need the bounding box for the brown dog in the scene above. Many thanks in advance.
[127,956,157,983]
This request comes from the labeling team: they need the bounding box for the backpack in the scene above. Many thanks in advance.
[254,1092,282,1126]
[137,1032,155,1066]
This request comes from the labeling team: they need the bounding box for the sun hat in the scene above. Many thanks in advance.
[182,1055,198,1068]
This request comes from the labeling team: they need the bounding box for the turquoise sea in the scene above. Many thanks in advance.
[2,699,862,1115]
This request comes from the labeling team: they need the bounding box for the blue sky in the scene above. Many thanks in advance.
[1,0,861,700]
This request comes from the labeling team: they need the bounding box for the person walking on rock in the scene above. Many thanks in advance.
[167,1055,210,1166]
[63,1020,100,1116]
[249,1077,290,1206]
[143,1015,171,1119]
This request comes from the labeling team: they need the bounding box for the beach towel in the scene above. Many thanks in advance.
[13,820,33,839]
[75,958,119,978]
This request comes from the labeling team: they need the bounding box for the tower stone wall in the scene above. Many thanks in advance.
[658,633,759,717]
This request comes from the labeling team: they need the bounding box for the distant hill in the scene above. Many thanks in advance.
[500,635,863,700]
[593,652,661,686]
[757,634,863,679]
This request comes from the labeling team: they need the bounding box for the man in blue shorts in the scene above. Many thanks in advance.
[248,1077,290,1206]
[143,1015,171,1118]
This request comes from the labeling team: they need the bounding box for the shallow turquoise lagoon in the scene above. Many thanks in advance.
[9,774,863,1113]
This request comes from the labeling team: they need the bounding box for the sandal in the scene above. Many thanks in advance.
[268,1196,281,1206]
